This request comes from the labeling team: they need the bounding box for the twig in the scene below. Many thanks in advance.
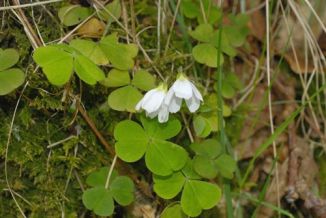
[10,0,43,48]
[47,135,77,149]
[0,0,63,11]
[163,0,181,56]
[4,82,29,218]
[75,100,116,156]
[265,0,281,214]
[75,100,153,198]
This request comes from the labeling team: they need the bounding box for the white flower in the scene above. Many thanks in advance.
[165,74,203,113]
[135,84,169,123]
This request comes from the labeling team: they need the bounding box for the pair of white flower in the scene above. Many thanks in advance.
[135,74,203,123]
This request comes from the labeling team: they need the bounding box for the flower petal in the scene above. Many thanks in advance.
[146,110,159,118]
[172,79,193,100]
[190,83,203,101]
[158,105,169,123]
[164,87,174,105]
[168,95,182,113]
[135,98,143,111]
[186,96,201,112]
[142,90,165,113]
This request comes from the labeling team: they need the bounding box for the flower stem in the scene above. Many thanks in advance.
[105,155,118,189]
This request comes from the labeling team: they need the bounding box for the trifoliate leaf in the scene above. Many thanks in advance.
[192,43,223,67]
[180,0,200,18]
[98,0,121,21]
[225,72,243,90]
[152,162,222,217]
[181,180,221,217]
[58,5,92,26]
[223,104,232,117]
[215,154,236,179]
[161,203,186,218]
[181,159,202,180]
[153,172,185,199]
[131,70,156,91]
[193,115,212,138]
[193,156,217,179]
[197,0,222,24]
[114,120,149,162]
[114,119,187,176]
[86,167,118,187]
[145,140,188,176]
[0,69,25,95]
[190,139,221,159]
[110,176,134,206]
[74,55,105,85]
[82,187,114,216]
[189,24,214,43]
[222,82,236,99]
[108,85,142,112]
[100,33,138,70]
[141,116,181,140]
[33,46,73,86]
[0,48,19,71]
[70,39,108,65]
[101,69,130,87]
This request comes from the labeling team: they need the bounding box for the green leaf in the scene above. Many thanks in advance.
[161,203,186,218]
[131,70,156,91]
[69,39,108,65]
[0,68,25,95]
[82,187,114,216]
[193,115,211,138]
[33,46,73,86]
[114,120,149,162]
[190,139,221,158]
[193,156,217,179]
[108,85,142,112]
[86,167,118,187]
[101,69,130,87]
[222,83,236,99]
[100,33,138,70]
[98,0,121,21]
[180,0,200,18]
[223,104,232,117]
[141,116,181,140]
[58,5,92,26]
[215,154,236,179]
[181,159,202,180]
[145,140,188,176]
[192,43,223,67]
[225,14,249,47]
[209,30,237,57]
[110,176,134,206]
[225,72,243,90]
[74,55,105,85]
[181,180,221,217]
[153,172,185,199]
[189,24,214,43]
[197,1,222,24]
[0,48,19,71]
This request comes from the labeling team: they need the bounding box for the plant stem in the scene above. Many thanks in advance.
[105,155,118,189]
[215,10,234,218]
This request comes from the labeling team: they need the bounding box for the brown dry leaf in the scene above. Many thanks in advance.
[257,158,289,218]
[76,17,105,38]
[257,137,318,218]
[274,0,326,73]
[247,0,266,41]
